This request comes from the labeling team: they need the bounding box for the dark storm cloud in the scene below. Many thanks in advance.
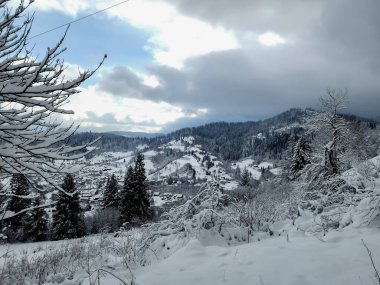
[97,66,146,98]
[98,45,380,124]
[161,0,323,35]
[97,0,380,131]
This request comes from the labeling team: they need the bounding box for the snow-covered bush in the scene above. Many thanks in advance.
[134,182,236,262]
[0,234,135,285]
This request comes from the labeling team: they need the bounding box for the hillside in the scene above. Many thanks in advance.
[1,107,380,285]
[1,153,380,284]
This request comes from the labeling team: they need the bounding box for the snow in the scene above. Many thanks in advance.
[232,158,255,169]
[2,151,380,285]
[270,167,282,175]
[231,158,277,180]
[144,150,158,157]
[258,161,273,169]
[255,132,265,139]
[144,158,155,174]
[153,196,165,207]
[15,226,377,285]
[342,155,380,191]
[134,227,380,285]
[137,144,149,151]
[159,139,187,151]
[149,154,207,180]
[182,136,195,144]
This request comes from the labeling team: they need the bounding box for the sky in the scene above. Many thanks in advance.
[22,0,380,133]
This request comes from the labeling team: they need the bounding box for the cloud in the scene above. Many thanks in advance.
[31,0,239,69]
[75,111,162,133]
[31,0,90,17]
[63,82,204,132]
[96,45,380,128]
[30,0,380,132]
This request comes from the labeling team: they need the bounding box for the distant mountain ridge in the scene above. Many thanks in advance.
[70,108,375,161]
[107,131,164,138]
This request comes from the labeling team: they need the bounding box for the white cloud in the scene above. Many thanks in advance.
[107,0,239,68]
[141,74,160,88]
[63,84,204,132]
[61,62,85,81]
[31,0,89,17]
[258,32,286,46]
[31,0,239,69]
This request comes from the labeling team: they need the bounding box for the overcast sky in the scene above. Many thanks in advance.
[27,0,380,133]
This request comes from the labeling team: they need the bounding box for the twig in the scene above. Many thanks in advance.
[362,239,380,284]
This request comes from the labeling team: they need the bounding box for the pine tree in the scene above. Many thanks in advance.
[290,136,312,177]
[6,174,31,238]
[234,166,241,180]
[119,166,135,225]
[103,174,119,208]
[24,198,48,242]
[133,153,151,222]
[240,168,251,187]
[119,154,151,227]
[52,174,84,240]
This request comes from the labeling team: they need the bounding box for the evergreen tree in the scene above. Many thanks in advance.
[133,154,151,222]
[234,166,241,180]
[119,166,135,225]
[103,174,119,208]
[119,154,151,226]
[52,174,84,240]
[290,136,312,177]
[6,174,30,237]
[240,168,251,187]
[24,198,48,242]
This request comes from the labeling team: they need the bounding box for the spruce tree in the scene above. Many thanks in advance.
[133,153,151,222]
[290,136,312,177]
[240,168,251,186]
[103,174,119,208]
[119,166,135,225]
[24,198,48,242]
[119,154,151,227]
[52,174,84,240]
[6,174,31,239]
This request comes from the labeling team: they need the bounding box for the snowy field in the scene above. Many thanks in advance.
[135,227,380,285]
[1,225,379,285]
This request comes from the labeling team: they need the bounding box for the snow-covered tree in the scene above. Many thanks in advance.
[119,154,151,227]
[24,197,48,242]
[103,174,119,208]
[6,174,30,232]
[0,1,105,198]
[133,153,151,222]
[52,174,84,240]
[290,136,311,177]
[240,168,251,186]
[119,166,135,225]
[307,88,351,173]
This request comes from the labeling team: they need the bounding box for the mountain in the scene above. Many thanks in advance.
[69,108,308,161]
[70,108,375,161]
[107,131,164,138]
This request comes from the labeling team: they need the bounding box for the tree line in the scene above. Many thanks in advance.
[1,154,151,242]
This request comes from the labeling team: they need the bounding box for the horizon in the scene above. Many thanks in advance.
[79,107,379,136]
[26,0,380,133]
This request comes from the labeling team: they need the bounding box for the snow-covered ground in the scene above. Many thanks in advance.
[134,227,380,285]
[2,155,380,285]
[4,225,377,285]
[232,158,279,180]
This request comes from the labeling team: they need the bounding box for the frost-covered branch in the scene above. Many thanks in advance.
[0,0,105,196]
